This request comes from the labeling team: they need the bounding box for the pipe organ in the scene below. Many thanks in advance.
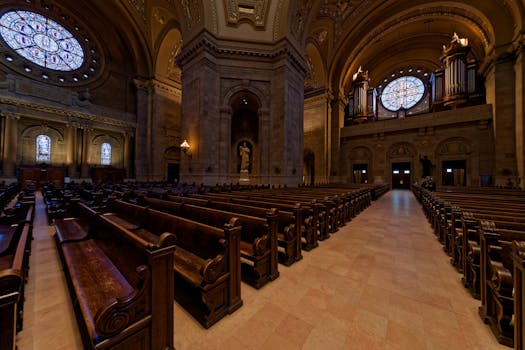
[344,66,377,125]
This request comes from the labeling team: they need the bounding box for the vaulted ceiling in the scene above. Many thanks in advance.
[3,0,523,97]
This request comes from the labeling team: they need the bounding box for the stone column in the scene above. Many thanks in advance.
[217,106,232,183]
[80,128,92,179]
[330,96,346,183]
[515,46,525,189]
[123,131,130,178]
[133,79,153,181]
[65,123,77,178]
[485,55,517,186]
[2,114,18,178]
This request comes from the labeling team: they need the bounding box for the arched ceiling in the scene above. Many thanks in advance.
[303,0,523,96]
[3,0,524,97]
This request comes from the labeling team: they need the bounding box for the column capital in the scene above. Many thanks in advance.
[133,78,154,92]
[1,111,19,120]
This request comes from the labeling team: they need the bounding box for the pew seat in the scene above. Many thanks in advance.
[54,209,176,350]
[59,239,135,344]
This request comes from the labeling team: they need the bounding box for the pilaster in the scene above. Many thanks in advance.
[2,113,18,178]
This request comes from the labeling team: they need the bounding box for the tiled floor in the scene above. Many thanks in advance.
[17,190,507,349]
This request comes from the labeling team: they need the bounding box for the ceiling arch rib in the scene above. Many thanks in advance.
[330,5,495,95]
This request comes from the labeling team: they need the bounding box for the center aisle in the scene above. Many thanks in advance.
[17,191,83,350]
[16,190,506,349]
[173,189,505,350]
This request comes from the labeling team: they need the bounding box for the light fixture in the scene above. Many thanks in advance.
[180,139,192,158]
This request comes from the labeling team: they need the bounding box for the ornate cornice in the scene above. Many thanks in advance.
[152,79,182,97]
[177,31,307,76]
[0,96,136,130]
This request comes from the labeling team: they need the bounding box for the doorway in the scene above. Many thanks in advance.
[392,162,411,189]
[353,163,368,184]
[167,163,180,183]
[442,160,466,186]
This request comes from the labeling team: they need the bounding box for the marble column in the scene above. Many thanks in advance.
[65,123,77,178]
[80,128,92,179]
[330,96,346,183]
[485,54,517,186]
[515,46,525,189]
[123,131,130,177]
[133,79,153,181]
[2,114,18,178]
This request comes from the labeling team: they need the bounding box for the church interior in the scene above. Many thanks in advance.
[1,0,525,349]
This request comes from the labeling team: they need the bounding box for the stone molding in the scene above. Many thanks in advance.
[0,96,136,131]
[177,31,307,76]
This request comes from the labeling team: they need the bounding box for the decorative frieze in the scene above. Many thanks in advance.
[225,0,269,29]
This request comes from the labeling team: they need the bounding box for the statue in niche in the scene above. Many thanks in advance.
[239,142,251,172]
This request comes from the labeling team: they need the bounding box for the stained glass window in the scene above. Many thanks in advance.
[36,134,51,162]
[101,143,111,165]
[0,10,84,71]
[381,76,425,111]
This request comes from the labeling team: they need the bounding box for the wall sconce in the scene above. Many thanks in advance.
[180,139,192,158]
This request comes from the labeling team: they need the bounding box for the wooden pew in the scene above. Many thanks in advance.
[477,220,525,347]
[83,200,243,328]
[513,241,525,350]
[54,210,177,349]
[0,222,31,350]
[186,193,323,250]
[104,199,278,289]
[143,196,302,266]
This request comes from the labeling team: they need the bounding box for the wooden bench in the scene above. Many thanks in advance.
[145,196,302,266]
[187,193,322,251]
[105,199,278,289]
[54,209,176,349]
[477,220,525,347]
[99,200,243,327]
[0,222,31,350]
[512,241,525,350]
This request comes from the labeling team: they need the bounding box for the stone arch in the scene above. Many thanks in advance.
[348,146,373,184]
[92,133,123,167]
[19,124,65,165]
[434,136,476,186]
[387,141,418,186]
[223,86,266,179]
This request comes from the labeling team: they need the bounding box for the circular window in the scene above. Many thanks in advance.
[381,76,425,111]
[0,10,84,71]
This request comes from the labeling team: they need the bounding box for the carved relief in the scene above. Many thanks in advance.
[225,0,269,28]
[181,0,201,29]
[153,8,166,24]
[128,0,147,23]
[388,142,415,158]
[304,55,318,90]
[349,146,371,160]
[313,29,328,44]
[167,40,183,82]
[318,0,368,42]
[292,0,313,39]
[438,138,471,155]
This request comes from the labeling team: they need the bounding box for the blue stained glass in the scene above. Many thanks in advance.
[101,143,112,165]
[381,76,425,111]
[0,10,84,71]
[36,134,51,162]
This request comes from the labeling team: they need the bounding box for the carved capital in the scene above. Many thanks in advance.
[133,78,154,92]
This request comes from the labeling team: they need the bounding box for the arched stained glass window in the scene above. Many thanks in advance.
[0,10,84,71]
[101,142,111,165]
[36,134,51,162]
[381,76,425,111]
